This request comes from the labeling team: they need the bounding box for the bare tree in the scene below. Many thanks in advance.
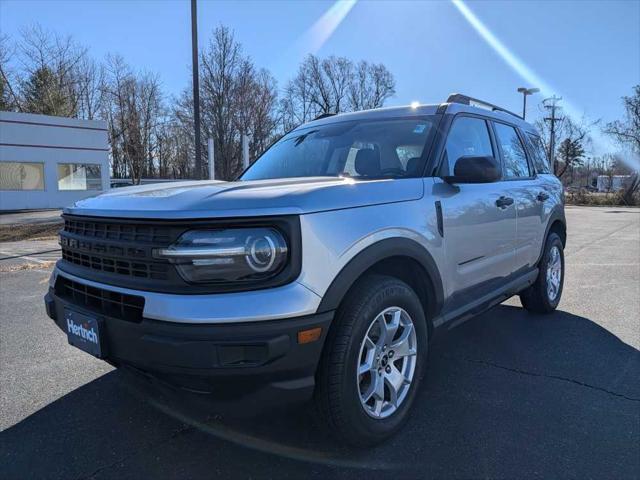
[16,25,88,116]
[195,26,279,180]
[604,85,640,155]
[167,87,197,178]
[102,55,164,184]
[603,86,640,203]
[536,114,592,178]
[75,55,105,120]
[281,54,396,131]
[349,60,395,111]
[200,26,243,180]
[0,34,21,111]
[240,68,278,160]
[280,66,315,131]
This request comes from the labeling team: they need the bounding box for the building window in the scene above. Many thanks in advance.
[0,162,45,190]
[57,163,102,191]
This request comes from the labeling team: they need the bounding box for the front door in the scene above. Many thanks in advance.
[436,115,517,312]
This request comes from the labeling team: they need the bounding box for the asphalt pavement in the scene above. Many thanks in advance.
[0,206,638,479]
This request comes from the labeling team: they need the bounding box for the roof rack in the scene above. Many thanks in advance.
[313,112,337,120]
[446,93,522,120]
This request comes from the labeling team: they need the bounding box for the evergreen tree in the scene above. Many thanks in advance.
[21,66,77,116]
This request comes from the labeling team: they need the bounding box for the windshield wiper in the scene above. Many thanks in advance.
[293,130,318,147]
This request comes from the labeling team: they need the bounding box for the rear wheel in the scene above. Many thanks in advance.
[315,274,428,447]
[520,232,564,313]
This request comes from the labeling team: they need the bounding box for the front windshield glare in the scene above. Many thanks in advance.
[241,117,437,181]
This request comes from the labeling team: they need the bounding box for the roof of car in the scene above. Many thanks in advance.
[300,100,537,134]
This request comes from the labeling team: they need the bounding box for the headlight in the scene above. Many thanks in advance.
[154,228,288,284]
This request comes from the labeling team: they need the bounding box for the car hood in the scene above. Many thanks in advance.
[65,177,424,219]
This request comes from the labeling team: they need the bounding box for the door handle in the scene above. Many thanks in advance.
[496,196,514,209]
[537,192,549,202]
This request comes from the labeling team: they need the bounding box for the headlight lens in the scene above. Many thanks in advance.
[154,228,288,283]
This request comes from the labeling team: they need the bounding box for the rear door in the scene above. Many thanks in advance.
[437,115,517,312]
[491,122,543,270]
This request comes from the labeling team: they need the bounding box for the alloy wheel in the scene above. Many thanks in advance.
[546,245,562,301]
[356,306,417,419]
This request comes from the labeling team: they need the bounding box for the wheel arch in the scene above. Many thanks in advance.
[316,238,444,332]
[536,206,567,265]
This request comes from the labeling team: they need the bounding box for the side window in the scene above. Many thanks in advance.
[525,133,551,174]
[493,123,531,178]
[442,117,493,176]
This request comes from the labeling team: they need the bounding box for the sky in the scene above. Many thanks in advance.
[1,0,639,156]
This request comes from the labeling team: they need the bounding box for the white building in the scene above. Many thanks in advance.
[0,111,110,211]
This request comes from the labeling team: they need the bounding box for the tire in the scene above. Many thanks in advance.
[520,232,565,314]
[315,274,428,447]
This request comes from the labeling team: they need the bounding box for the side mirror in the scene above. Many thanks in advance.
[442,155,501,184]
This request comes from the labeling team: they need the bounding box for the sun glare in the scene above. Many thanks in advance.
[302,0,358,54]
[451,0,639,169]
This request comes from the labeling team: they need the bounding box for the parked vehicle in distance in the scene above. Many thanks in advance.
[45,94,566,446]
[110,179,133,188]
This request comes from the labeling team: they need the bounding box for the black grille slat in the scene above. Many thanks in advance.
[61,217,174,283]
[64,218,171,244]
[62,247,170,280]
[55,276,144,322]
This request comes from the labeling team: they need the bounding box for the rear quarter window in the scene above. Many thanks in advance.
[525,133,551,174]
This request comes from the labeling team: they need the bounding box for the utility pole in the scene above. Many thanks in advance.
[191,0,202,179]
[543,95,563,173]
[517,87,539,120]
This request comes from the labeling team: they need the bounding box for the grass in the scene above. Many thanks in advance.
[0,261,56,273]
[564,191,640,207]
[0,222,62,242]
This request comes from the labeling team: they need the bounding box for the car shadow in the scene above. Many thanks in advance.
[1,305,639,479]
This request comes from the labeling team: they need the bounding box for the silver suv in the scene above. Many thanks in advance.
[45,94,566,446]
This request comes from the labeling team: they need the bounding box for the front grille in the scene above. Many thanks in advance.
[64,218,171,244]
[62,248,169,280]
[55,276,145,322]
[59,215,181,289]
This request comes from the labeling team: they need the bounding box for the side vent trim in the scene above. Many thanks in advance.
[435,201,444,237]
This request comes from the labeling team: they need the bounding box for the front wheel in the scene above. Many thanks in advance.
[520,232,565,313]
[315,274,428,447]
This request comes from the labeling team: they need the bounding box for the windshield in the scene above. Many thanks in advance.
[241,117,439,181]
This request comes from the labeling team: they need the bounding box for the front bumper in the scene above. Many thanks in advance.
[49,267,322,324]
[45,288,333,410]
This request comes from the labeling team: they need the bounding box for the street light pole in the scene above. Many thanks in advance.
[517,87,540,120]
[191,0,202,179]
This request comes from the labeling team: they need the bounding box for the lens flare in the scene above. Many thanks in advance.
[451,0,639,169]
[301,0,358,54]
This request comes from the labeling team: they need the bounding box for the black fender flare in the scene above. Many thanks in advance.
[536,205,567,265]
[316,237,444,316]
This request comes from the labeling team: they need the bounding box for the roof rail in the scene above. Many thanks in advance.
[313,112,337,120]
[446,93,522,120]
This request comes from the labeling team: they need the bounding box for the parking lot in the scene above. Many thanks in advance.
[1,206,638,479]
